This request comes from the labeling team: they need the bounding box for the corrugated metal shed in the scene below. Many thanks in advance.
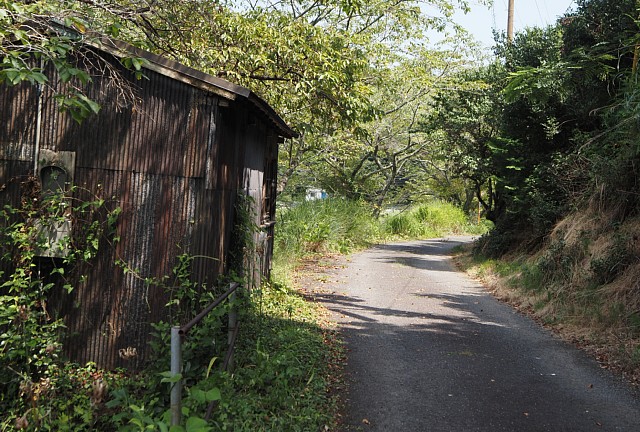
[0,34,294,369]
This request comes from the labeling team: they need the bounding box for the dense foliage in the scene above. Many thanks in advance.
[5,0,640,427]
[445,0,640,381]
[425,0,640,256]
[0,188,122,430]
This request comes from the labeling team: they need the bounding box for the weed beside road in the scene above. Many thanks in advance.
[453,238,640,387]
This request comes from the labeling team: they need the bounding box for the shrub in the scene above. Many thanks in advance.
[0,186,121,430]
[385,211,428,237]
[274,199,383,263]
[384,200,488,238]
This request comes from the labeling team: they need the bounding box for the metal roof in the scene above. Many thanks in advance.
[85,33,298,139]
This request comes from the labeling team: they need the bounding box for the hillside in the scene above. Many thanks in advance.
[467,196,640,385]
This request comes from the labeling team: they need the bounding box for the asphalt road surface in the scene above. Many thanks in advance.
[315,237,640,431]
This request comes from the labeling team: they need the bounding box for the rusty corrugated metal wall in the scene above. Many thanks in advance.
[241,121,280,287]
[0,48,279,369]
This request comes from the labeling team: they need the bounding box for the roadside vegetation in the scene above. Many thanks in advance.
[3,0,640,429]
[456,203,640,386]
[272,198,489,283]
[446,0,640,387]
[2,274,340,431]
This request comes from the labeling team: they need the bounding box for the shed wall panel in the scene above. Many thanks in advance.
[0,47,284,368]
[0,82,37,163]
[33,55,212,179]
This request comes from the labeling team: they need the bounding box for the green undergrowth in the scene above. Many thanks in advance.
[1,279,339,431]
[274,198,490,283]
[383,201,491,239]
[121,281,340,431]
[210,281,340,431]
[275,199,382,255]
[273,199,383,282]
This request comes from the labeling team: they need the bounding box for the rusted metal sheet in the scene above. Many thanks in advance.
[0,82,38,164]
[0,40,291,369]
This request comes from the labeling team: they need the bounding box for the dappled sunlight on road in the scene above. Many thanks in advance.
[299,238,640,432]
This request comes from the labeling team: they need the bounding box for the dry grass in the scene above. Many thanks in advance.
[600,263,640,320]
[452,163,640,386]
[454,208,640,386]
[551,210,599,245]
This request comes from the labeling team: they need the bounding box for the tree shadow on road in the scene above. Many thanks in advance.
[368,240,470,273]
[308,284,640,432]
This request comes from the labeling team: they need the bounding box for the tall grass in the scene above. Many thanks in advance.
[273,198,489,281]
[384,200,490,238]
[273,199,383,278]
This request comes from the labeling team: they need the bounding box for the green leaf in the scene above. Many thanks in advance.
[205,388,221,402]
[160,371,183,383]
[185,417,210,432]
[190,388,206,404]
[4,69,20,84]
[78,94,101,114]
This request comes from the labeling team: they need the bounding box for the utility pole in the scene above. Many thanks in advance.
[507,0,514,42]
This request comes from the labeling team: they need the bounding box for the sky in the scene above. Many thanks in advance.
[454,0,577,48]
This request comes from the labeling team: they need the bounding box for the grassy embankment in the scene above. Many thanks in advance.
[456,201,640,386]
[272,198,489,283]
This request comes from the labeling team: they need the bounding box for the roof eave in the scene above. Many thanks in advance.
[84,33,298,139]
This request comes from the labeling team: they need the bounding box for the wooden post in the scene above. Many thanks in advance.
[227,290,237,373]
[507,0,515,43]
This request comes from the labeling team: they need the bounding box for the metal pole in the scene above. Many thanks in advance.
[169,282,241,422]
[33,59,44,176]
[170,326,182,426]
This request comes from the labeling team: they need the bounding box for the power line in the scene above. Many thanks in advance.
[542,0,552,23]
[533,0,544,25]
[491,1,497,30]
[565,0,575,14]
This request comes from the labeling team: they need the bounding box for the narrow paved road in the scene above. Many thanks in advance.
[314,238,640,431]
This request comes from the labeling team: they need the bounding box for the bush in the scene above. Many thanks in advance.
[274,199,383,264]
[385,211,427,237]
[0,187,122,430]
[384,200,489,238]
